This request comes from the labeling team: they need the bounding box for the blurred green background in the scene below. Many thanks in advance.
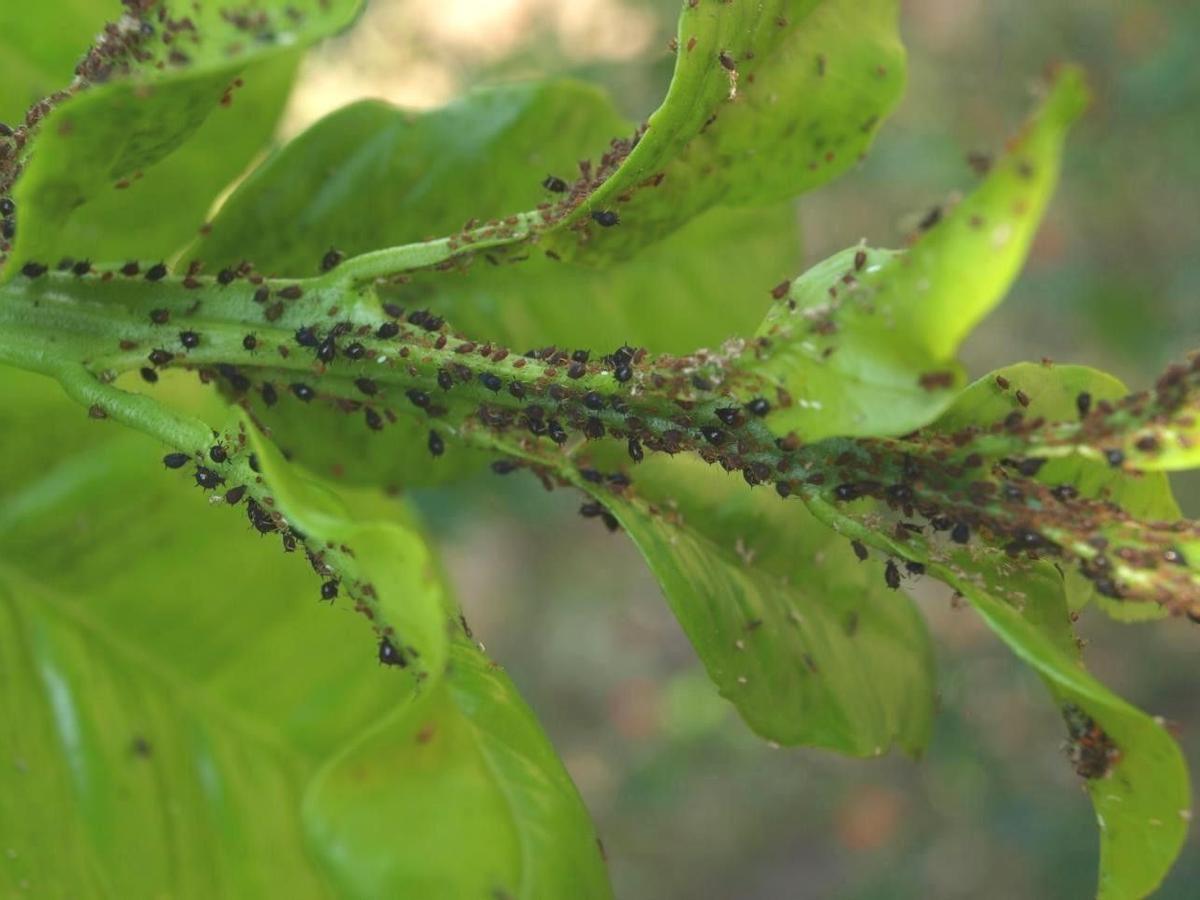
[283,1,1200,897]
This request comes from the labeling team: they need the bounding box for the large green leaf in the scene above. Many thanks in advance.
[189,83,629,275]
[0,365,608,898]
[4,0,362,273]
[582,456,935,755]
[543,0,905,261]
[742,65,1089,442]
[305,639,612,900]
[957,577,1189,900]
[803,492,1191,899]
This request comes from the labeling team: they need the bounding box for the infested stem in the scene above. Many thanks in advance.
[1,266,1198,616]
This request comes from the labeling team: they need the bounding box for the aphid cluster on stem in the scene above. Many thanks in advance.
[1061,702,1120,780]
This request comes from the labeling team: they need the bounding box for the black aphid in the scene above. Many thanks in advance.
[884,559,901,590]
[378,636,407,667]
[246,499,277,534]
[715,407,740,426]
[162,452,189,469]
[194,466,224,490]
[746,397,770,416]
[1076,392,1092,418]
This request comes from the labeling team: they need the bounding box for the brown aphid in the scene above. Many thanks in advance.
[919,371,954,391]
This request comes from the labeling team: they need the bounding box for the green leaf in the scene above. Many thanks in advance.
[190,83,629,275]
[406,201,801,354]
[933,362,1180,621]
[581,456,935,755]
[305,638,612,900]
[0,430,402,897]
[0,366,607,897]
[955,578,1190,900]
[4,0,362,273]
[542,0,906,261]
[892,64,1090,359]
[741,65,1089,442]
[740,245,964,442]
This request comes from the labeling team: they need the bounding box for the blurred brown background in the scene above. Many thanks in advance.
[291,2,1200,897]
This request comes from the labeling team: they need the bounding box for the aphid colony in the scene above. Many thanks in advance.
[819,367,1200,611]
[1061,702,1120,780]
[160,434,423,673]
[21,232,1192,618]
[98,255,1195,615]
